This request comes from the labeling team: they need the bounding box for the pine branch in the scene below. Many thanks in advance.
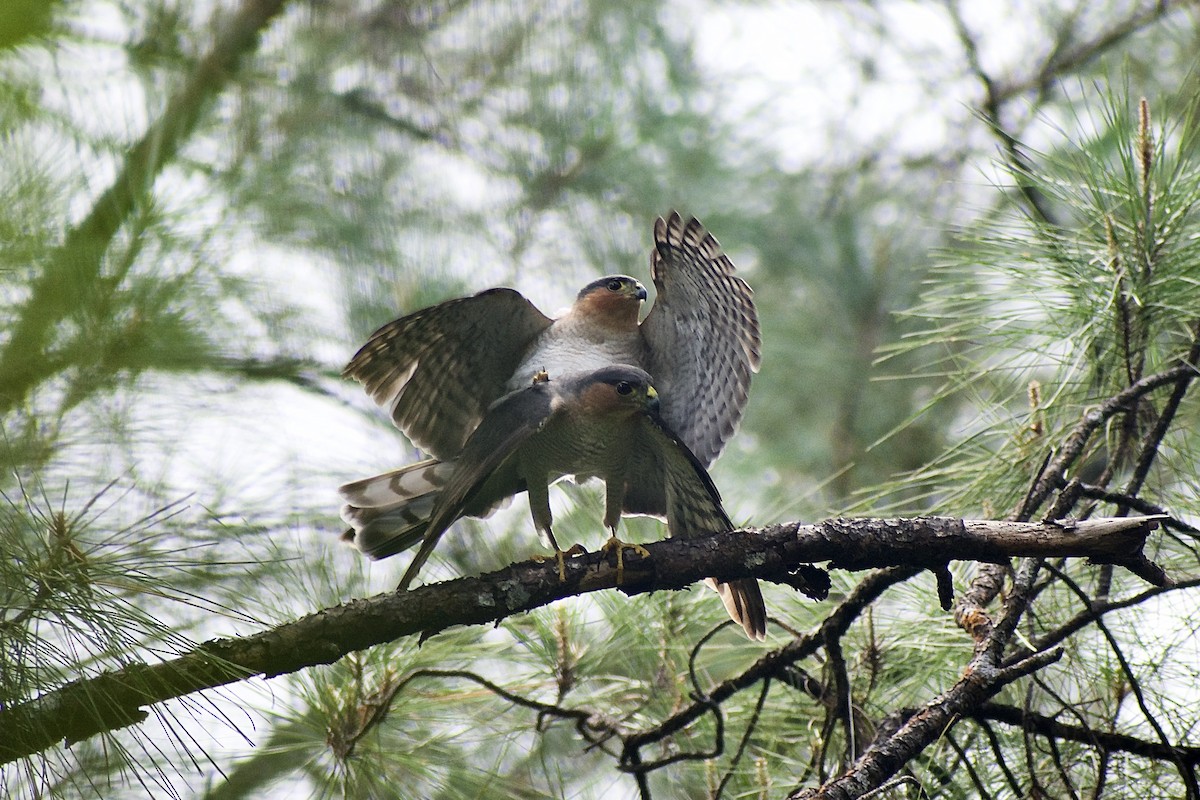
[1011,575,1200,666]
[785,504,1185,799]
[790,647,1066,800]
[946,0,1177,223]
[1014,362,1196,521]
[0,0,289,412]
[972,702,1200,767]
[623,566,917,776]
[946,0,1056,224]
[1046,563,1200,794]
[0,515,1166,764]
[989,1,1176,106]
[955,360,1196,641]
[794,554,1056,798]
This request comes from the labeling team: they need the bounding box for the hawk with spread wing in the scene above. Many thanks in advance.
[342,212,760,469]
[339,213,765,637]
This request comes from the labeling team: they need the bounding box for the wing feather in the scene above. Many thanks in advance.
[396,381,555,590]
[632,413,767,640]
[640,213,761,466]
[344,288,552,460]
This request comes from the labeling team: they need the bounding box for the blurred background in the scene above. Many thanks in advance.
[2,1,1198,797]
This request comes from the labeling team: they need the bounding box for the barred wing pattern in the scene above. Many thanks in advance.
[343,289,552,460]
[640,212,761,467]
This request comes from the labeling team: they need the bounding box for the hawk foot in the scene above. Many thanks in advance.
[532,543,588,581]
[600,535,651,584]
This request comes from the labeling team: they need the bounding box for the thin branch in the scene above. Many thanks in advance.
[987,556,1045,662]
[330,667,618,759]
[1075,486,1199,535]
[989,1,1176,106]
[955,361,1191,641]
[974,703,1200,766]
[1093,745,1112,800]
[945,0,1056,223]
[1016,363,1195,521]
[713,679,771,799]
[1122,322,1200,498]
[944,730,996,800]
[789,648,1064,799]
[1045,564,1200,797]
[1044,728,1082,800]
[823,628,857,763]
[622,568,921,772]
[1010,576,1200,666]
[976,716,1028,797]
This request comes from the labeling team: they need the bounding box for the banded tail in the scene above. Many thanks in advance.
[339,459,454,559]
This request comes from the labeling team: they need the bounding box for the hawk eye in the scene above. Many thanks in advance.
[606,279,624,292]
[615,381,634,396]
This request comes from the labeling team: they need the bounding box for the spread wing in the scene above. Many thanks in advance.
[640,213,761,466]
[629,412,767,640]
[396,381,555,590]
[344,288,553,460]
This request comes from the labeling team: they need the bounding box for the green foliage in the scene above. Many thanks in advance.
[0,478,272,798]
[2,0,1199,797]
[870,84,1200,796]
[887,86,1200,517]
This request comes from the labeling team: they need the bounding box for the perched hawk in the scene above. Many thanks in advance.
[363,365,767,640]
[340,213,766,638]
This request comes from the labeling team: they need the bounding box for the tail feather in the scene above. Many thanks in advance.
[339,459,451,510]
[339,459,454,559]
[705,578,767,641]
[341,486,438,530]
[338,458,514,560]
[344,497,438,559]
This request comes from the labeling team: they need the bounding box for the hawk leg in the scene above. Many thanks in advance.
[600,528,651,584]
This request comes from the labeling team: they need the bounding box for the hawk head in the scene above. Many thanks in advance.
[574,275,647,329]
[562,364,659,417]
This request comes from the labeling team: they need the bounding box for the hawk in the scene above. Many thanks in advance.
[363,365,767,640]
[339,214,766,637]
[342,212,760,469]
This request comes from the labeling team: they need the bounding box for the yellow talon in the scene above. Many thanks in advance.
[601,534,651,584]
[532,543,587,581]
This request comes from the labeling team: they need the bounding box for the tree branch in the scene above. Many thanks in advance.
[624,567,920,775]
[0,0,290,411]
[1010,576,1200,666]
[956,360,1195,640]
[989,1,1176,107]
[973,702,1200,766]
[790,648,1065,799]
[945,0,1056,223]
[1015,363,1195,521]
[0,515,1166,764]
